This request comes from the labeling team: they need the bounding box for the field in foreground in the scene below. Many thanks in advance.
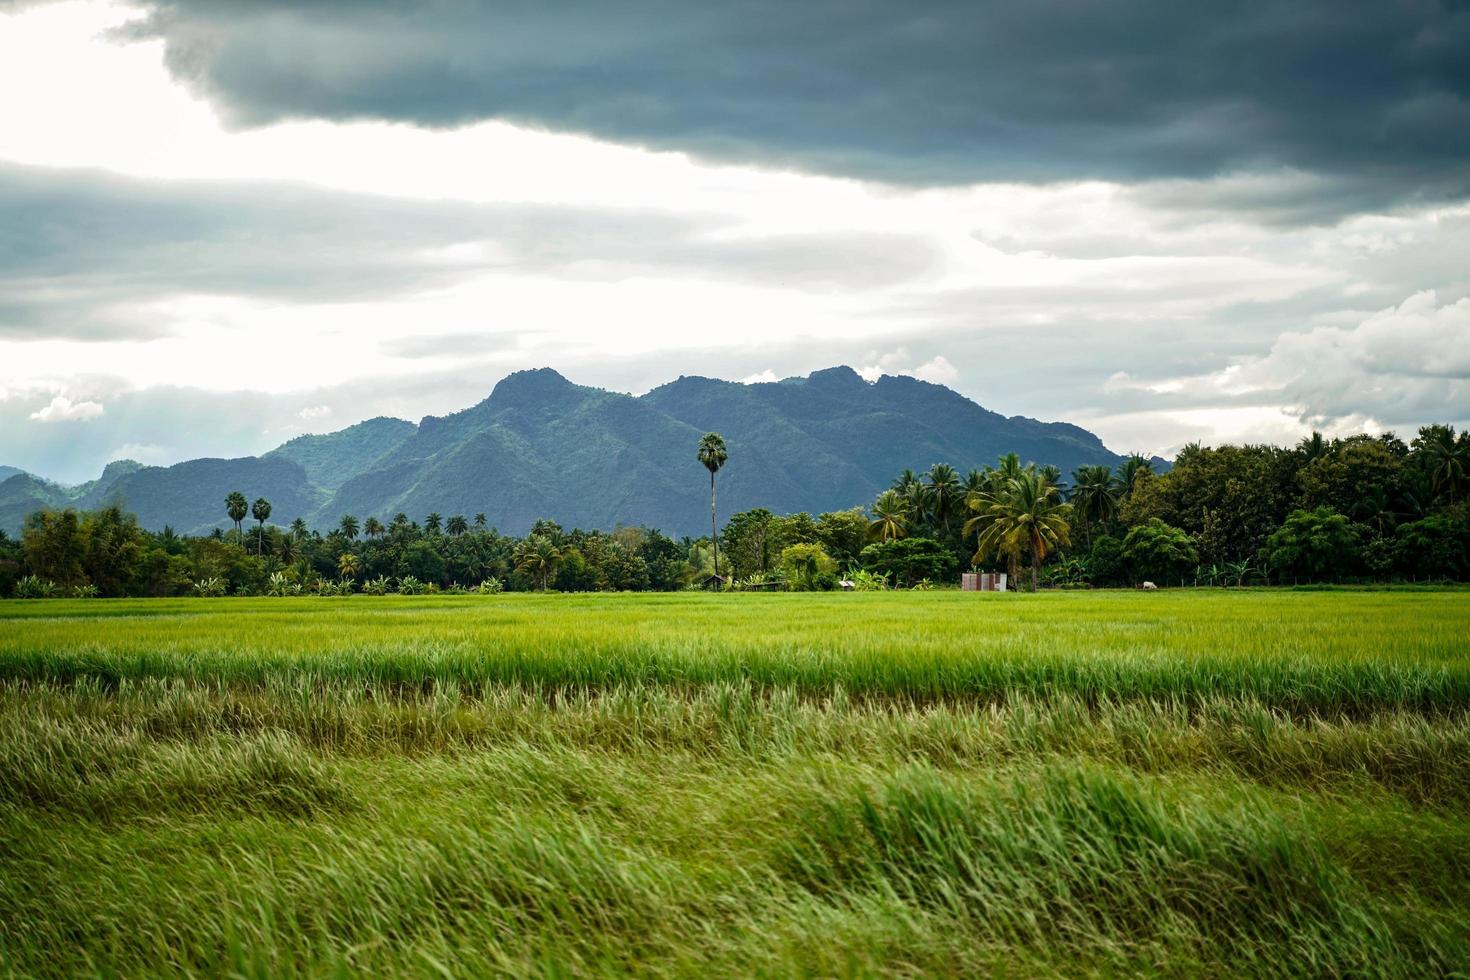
[2,591,1469,977]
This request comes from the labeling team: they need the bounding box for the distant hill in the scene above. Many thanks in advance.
[1,367,1162,536]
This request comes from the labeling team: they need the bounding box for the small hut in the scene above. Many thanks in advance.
[961,572,1007,592]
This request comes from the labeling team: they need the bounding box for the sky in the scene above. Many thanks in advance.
[1,0,1468,484]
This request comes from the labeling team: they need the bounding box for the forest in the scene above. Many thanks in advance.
[2,424,1467,598]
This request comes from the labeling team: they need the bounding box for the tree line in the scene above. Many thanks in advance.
[2,424,1467,597]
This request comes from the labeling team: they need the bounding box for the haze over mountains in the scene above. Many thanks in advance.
[0,367,1154,537]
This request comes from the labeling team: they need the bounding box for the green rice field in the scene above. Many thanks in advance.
[2,590,1469,976]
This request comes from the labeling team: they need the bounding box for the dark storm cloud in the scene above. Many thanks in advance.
[0,164,935,340]
[114,0,1470,212]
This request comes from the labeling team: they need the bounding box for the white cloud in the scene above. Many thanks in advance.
[907,355,958,386]
[739,370,780,384]
[29,395,104,423]
[298,405,333,420]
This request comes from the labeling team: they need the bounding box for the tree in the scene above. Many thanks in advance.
[1263,507,1360,582]
[721,509,777,578]
[858,538,957,588]
[697,433,728,579]
[251,498,272,555]
[290,517,309,540]
[337,552,361,581]
[474,513,487,529]
[514,534,562,590]
[1122,519,1198,585]
[779,542,838,590]
[339,515,359,540]
[1118,454,1154,498]
[1068,464,1121,542]
[965,469,1072,590]
[425,513,442,535]
[868,489,910,542]
[364,517,384,540]
[447,514,468,536]
[1412,424,1469,504]
[816,508,869,568]
[225,491,248,539]
[21,509,86,588]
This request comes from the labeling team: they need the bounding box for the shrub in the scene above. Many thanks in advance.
[397,575,424,596]
[1263,508,1361,583]
[1122,520,1198,585]
[13,575,56,599]
[859,538,958,588]
[69,583,99,599]
[475,577,504,595]
[362,576,391,596]
[191,577,226,598]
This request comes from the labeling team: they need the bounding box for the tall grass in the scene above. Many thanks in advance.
[1,591,1467,976]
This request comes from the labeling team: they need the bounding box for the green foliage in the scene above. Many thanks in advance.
[1264,508,1361,583]
[859,537,958,588]
[778,542,837,591]
[13,575,56,599]
[1122,519,1198,585]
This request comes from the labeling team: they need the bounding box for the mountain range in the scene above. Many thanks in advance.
[1,366,1158,537]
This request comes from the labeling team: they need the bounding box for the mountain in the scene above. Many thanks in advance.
[264,417,416,489]
[1,366,1159,537]
[0,465,24,484]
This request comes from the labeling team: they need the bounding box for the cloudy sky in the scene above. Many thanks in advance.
[2,0,1468,484]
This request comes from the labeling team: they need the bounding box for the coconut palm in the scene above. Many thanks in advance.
[474,513,487,529]
[868,489,910,542]
[1068,464,1122,542]
[276,532,297,565]
[891,468,921,493]
[290,517,309,540]
[1415,424,1468,503]
[965,470,1073,591]
[364,517,384,540]
[1118,454,1155,497]
[339,515,359,540]
[697,433,729,579]
[514,534,562,591]
[925,463,963,531]
[337,552,361,581]
[446,514,468,536]
[425,513,442,535]
[251,497,272,555]
[225,491,248,539]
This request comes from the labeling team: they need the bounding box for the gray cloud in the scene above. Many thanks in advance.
[0,164,936,341]
[104,0,1470,216]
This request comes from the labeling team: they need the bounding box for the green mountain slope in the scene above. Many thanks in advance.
[264,417,416,489]
[78,457,323,536]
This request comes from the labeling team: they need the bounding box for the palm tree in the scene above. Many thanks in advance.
[1415,424,1468,503]
[225,491,247,539]
[514,534,562,591]
[364,517,384,540]
[447,514,468,536]
[964,468,988,497]
[965,471,1073,591]
[474,513,487,529]
[1296,431,1329,463]
[1067,465,1122,542]
[425,513,442,535]
[1118,454,1155,498]
[697,433,729,579]
[290,517,309,540]
[891,468,920,493]
[251,497,272,555]
[339,515,359,541]
[337,552,361,581]
[276,532,297,565]
[868,489,910,542]
[925,463,962,532]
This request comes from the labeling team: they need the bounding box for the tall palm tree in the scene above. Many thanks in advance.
[474,513,487,529]
[1415,424,1468,503]
[337,552,360,581]
[868,489,910,542]
[276,532,297,565]
[290,517,309,540]
[339,514,359,541]
[425,513,443,535]
[1118,454,1155,498]
[225,491,248,539]
[251,497,272,555]
[447,514,468,536]
[514,534,562,591]
[364,517,384,540]
[925,463,962,532]
[697,433,728,579]
[891,468,921,493]
[965,471,1073,591]
[1296,431,1329,463]
[1067,464,1122,542]
[964,468,988,497]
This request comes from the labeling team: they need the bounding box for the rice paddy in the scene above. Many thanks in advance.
[2,590,1468,976]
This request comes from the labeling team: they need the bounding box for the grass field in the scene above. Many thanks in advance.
[2,591,1468,977]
